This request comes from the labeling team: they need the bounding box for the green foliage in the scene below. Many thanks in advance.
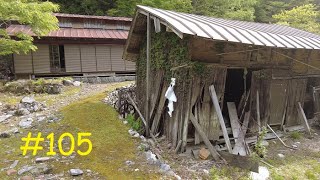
[108,0,192,17]
[290,131,302,140]
[305,170,317,180]
[210,165,250,179]
[254,126,268,158]
[193,0,258,21]
[273,4,320,34]
[0,0,59,55]
[126,114,142,132]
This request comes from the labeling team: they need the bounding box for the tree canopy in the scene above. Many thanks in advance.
[273,4,320,34]
[0,0,59,55]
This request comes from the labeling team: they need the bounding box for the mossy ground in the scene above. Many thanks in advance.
[0,82,158,179]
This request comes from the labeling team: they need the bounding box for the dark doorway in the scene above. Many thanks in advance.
[222,69,252,118]
[49,45,66,73]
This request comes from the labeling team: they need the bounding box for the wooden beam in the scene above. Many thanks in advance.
[209,85,232,153]
[297,102,311,136]
[227,102,241,143]
[145,13,150,137]
[190,114,221,161]
[232,112,250,156]
[256,91,261,132]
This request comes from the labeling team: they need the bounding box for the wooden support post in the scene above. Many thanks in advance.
[190,114,221,161]
[227,102,240,143]
[256,91,261,132]
[209,85,232,153]
[232,112,250,156]
[145,13,151,137]
[297,102,311,136]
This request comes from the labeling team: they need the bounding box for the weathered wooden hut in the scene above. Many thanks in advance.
[124,6,320,154]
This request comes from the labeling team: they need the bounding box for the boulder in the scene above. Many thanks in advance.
[45,84,62,94]
[21,96,35,104]
[73,81,81,86]
[70,169,83,176]
[62,80,74,86]
[6,169,17,176]
[19,117,33,128]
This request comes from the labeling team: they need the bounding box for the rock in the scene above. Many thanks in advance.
[0,132,10,138]
[277,153,285,158]
[9,160,19,169]
[18,165,35,175]
[125,160,135,166]
[6,169,17,176]
[73,81,81,86]
[35,157,52,163]
[134,169,139,172]
[30,163,52,175]
[20,176,33,180]
[160,163,171,172]
[86,169,92,173]
[128,129,138,136]
[292,144,298,148]
[37,115,47,122]
[203,169,209,175]
[145,151,157,164]
[261,140,269,146]
[62,80,74,86]
[19,117,33,128]
[250,166,270,180]
[123,120,128,125]
[199,148,210,160]
[133,133,140,138]
[138,143,150,151]
[70,169,83,176]
[16,108,30,116]
[21,96,35,104]
[0,114,12,122]
[45,84,62,94]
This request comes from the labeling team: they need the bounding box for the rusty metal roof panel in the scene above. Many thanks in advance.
[6,25,128,40]
[137,5,320,49]
[53,13,132,22]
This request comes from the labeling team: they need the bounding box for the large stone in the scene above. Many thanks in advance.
[0,114,12,122]
[21,96,35,104]
[20,176,33,180]
[19,117,33,128]
[35,157,52,163]
[6,169,17,176]
[45,84,61,94]
[9,160,19,169]
[18,165,35,175]
[70,169,83,176]
[62,80,74,86]
[199,148,210,160]
[73,81,81,86]
[160,163,171,172]
[0,132,10,138]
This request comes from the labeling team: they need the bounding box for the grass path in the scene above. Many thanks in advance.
[0,82,158,179]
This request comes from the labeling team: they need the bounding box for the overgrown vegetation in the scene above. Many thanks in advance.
[290,131,302,140]
[126,114,142,132]
[1,78,72,95]
[254,126,268,158]
[210,165,250,180]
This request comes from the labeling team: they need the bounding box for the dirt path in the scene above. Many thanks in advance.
[0,82,159,179]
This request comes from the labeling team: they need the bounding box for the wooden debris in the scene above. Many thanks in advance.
[220,151,259,173]
[297,102,311,136]
[283,125,305,132]
[239,89,251,121]
[232,112,250,156]
[227,102,241,142]
[199,148,210,160]
[190,114,221,161]
[267,124,297,150]
[209,85,232,153]
[256,91,261,132]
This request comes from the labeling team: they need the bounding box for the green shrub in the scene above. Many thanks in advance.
[290,131,302,140]
[254,126,268,158]
[126,114,142,132]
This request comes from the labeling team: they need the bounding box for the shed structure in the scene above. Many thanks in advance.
[124,6,320,153]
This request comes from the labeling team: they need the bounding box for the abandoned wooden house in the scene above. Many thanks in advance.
[6,13,135,78]
[124,6,320,158]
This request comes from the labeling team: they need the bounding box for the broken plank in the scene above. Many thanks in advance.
[209,85,232,153]
[256,91,261,132]
[227,102,241,143]
[190,114,221,161]
[232,112,250,156]
[297,102,311,136]
[220,151,259,173]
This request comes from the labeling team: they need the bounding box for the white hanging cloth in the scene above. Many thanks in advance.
[165,78,177,117]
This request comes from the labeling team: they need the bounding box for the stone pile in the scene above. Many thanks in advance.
[16,96,46,115]
[104,83,136,108]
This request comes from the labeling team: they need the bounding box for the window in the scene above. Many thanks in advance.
[49,45,65,72]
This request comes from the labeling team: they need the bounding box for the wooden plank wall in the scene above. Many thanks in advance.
[111,45,126,71]
[65,45,82,72]
[32,44,50,73]
[13,52,33,73]
[96,45,112,72]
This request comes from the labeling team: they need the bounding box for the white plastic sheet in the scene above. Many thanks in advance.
[165,78,177,117]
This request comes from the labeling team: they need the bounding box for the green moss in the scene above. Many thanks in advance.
[305,170,317,180]
[290,131,302,140]
[210,165,250,180]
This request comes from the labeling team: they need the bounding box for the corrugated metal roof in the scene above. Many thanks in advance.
[137,5,320,49]
[6,25,128,39]
[53,13,132,22]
